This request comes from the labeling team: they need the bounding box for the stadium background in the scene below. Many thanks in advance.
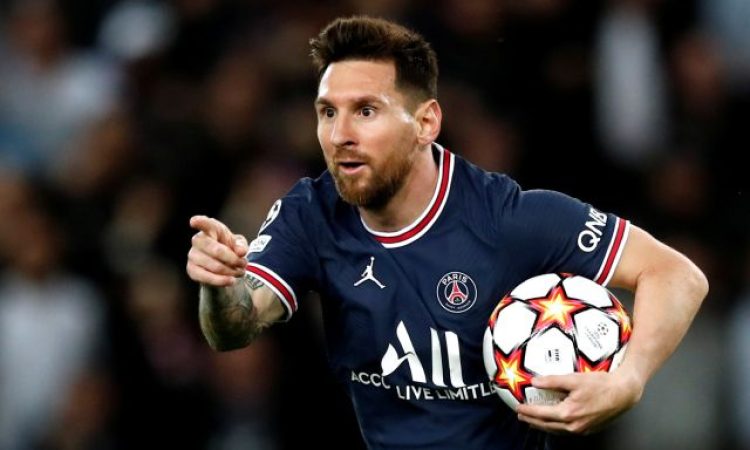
[0,0,747,449]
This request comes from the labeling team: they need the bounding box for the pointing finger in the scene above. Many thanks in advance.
[190,215,236,247]
[190,215,217,237]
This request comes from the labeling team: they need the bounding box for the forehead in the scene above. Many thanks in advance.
[317,60,398,100]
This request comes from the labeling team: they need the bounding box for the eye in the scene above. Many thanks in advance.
[361,106,376,117]
[317,106,335,119]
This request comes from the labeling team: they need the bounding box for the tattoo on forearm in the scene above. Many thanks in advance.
[247,273,265,291]
[199,274,270,350]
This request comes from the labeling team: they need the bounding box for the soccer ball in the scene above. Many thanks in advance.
[483,273,631,410]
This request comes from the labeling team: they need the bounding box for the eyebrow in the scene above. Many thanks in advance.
[314,98,332,108]
[314,95,385,108]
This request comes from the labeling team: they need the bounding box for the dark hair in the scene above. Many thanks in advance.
[309,16,438,102]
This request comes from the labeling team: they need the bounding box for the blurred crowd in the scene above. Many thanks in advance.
[0,0,747,449]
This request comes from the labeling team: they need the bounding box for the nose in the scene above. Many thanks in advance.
[330,114,356,148]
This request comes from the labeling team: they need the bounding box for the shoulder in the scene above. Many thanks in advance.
[276,171,339,213]
[284,171,335,202]
[260,171,341,235]
[450,151,521,211]
[449,151,589,222]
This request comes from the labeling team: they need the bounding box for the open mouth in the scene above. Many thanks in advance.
[337,161,366,174]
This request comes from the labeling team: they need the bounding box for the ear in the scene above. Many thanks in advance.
[415,99,442,146]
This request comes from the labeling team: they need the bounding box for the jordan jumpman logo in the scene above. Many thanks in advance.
[354,257,386,289]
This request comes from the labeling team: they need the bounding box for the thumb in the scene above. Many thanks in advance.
[233,234,249,257]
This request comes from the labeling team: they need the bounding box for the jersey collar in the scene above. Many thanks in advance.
[361,144,455,248]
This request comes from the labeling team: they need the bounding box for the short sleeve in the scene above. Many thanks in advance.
[245,181,319,321]
[501,188,631,286]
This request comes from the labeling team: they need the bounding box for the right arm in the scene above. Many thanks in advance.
[187,215,285,351]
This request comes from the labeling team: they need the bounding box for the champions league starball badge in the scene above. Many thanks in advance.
[437,272,478,313]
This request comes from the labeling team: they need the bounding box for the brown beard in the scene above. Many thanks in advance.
[330,148,414,209]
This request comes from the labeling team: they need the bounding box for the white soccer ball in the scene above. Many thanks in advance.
[483,273,631,410]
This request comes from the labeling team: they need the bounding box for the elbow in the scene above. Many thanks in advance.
[210,342,245,352]
[205,335,253,352]
[200,324,255,352]
[677,254,709,308]
[691,264,709,304]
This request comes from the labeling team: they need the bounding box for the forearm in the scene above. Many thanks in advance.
[619,258,708,390]
[199,275,269,351]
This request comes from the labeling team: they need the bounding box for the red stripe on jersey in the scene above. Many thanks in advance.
[246,264,297,313]
[374,150,452,245]
[595,218,627,285]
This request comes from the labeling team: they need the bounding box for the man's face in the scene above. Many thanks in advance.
[315,60,420,208]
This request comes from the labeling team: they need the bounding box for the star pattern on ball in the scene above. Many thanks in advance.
[528,286,587,333]
[496,295,514,312]
[489,296,514,330]
[493,348,534,403]
[576,355,612,373]
[607,299,632,342]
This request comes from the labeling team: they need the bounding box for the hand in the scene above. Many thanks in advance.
[187,215,249,287]
[515,370,643,435]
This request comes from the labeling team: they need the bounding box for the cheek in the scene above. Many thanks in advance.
[371,117,413,145]
[317,125,332,155]
[384,121,417,149]
[316,122,326,144]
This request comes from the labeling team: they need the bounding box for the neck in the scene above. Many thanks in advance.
[359,144,438,232]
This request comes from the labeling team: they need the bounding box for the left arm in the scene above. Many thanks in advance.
[517,225,709,434]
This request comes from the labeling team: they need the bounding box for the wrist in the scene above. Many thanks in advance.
[613,364,646,406]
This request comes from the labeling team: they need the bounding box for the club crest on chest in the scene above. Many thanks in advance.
[436,272,477,313]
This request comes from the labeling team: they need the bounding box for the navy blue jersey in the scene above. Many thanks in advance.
[247,145,630,449]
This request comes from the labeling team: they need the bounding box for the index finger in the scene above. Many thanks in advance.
[190,215,234,246]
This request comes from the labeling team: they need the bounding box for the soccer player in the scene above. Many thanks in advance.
[186,16,708,449]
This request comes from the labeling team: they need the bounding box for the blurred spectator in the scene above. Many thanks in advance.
[0,2,743,449]
[54,111,140,199]
[124,258,204,386]
[220,159,307,237]
[0,169,33,264]
[701,0,750,92]
[98,0,176,63]
[343,0,412,18]
[203,46,269,155]
[438,81,520,174]
[730,252,750,449]
[37,372,115,450]
[49,112,142,280]
[260,95,322,169]
[112,257,214,449]
[0,184,106,449]
[609,284,725,450]
[207,338,280,450]
[594,0,668,168]
[663,29,747,296]
[103,178,174,276]
[0,0,120,177]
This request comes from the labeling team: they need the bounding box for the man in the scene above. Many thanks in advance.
[186,16,708,449]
